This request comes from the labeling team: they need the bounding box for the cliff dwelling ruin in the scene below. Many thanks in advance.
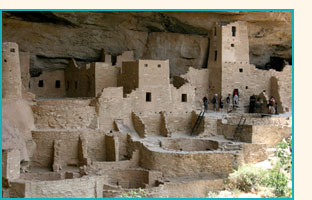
[2,13,292,198]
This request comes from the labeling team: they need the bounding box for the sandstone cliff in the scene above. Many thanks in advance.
[2,11,292,76]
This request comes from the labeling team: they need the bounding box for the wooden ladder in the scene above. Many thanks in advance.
[191,111,205,136]
[233,116,246,141]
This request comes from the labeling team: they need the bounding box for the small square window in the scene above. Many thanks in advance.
[146,92,151,102]
[55,80,61,88]
[38,80,44,87]
[158,64,161,68]
[231,44,234,47]
[4,59,7,62]
[245,86,248,89]
[239,68,243,72]
[182,94,187,102]
[144,64,148,67]
[10,48,15,52]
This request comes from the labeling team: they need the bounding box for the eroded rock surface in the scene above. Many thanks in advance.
[2,11,292,76]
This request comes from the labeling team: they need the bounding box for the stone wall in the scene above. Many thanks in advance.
[2,149,20,180]
[95,62,119,96]
[221,21,250,63]
[163,178,224,198]
[30,70,66,98]
[117,61,139,96]
[32,99,98,129]
[179,67,209,109]
[31,130,107,168]
[139,145,238,178]
[19,51,30,90]
[65,59,96,97]
[2,42,22,99]
[9,175,106,198]
[251,125,292,147]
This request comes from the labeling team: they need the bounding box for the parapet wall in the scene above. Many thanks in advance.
[139,145,238,178]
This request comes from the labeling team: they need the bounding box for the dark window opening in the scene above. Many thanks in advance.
[88,81,91,90]
[10,48,15,52]
[214,27,217,36]
[214,51,218,61]
[232,26,236,37]
[111,55,117,66]
[67,81,70,89]
[38,80,44,88]
[239,68,243,72]
[75,81,78,89]
[245,86,248,89]
[144,64,148,67]
[4,59,7,62]
[182,94,187,102]
[146,92,151,102]
[231,44,235,47]
[55,80,61,88]
[158,64,161,68]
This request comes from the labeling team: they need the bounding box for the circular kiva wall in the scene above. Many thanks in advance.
[160,138,219,152]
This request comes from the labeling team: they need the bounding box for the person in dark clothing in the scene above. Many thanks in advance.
[219,96,224,111]
[249,94,256,113]
[212,94,218,112]
[203,96,208,112]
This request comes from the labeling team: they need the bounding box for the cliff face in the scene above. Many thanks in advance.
[2,11,292,76]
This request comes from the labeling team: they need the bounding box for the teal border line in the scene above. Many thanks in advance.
[0,9,294,200]
[0,10,3,199]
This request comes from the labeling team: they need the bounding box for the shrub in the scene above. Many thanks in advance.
[276,137,292,173]
[121,188,147,198]
[206,191,218,198]
[264,162,292,198]
[228,164,268,192]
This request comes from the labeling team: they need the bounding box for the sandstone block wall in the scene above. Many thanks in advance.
[238,143,268,164]
[65,59,96,97]
[163,178,224,198]
[10,175,106,198]
[179,67,209,109]
[19,51,30,90]
[32,99,98,129]
[2,149,20,180]
[2,42,22,99]
[95,62,119,96]
[221,21,250,63]
[31,130,107,168]
[139,145,238,178]
[30,70,66,98]
[251,125,292,147]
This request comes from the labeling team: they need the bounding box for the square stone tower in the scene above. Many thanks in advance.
[208,21,250,100]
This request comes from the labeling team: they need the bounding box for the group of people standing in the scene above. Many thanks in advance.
[203,92,279,115]
[248,94,278,114]
[202,92,239,113]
